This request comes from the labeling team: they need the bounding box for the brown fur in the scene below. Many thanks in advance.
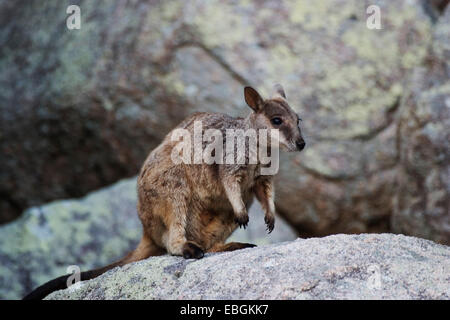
[131,85,305,260]
[23,85,305,299]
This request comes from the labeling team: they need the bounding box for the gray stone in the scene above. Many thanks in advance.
[47,234,450,300]
[0,177,296,300]
[0,177,140,300]
[393,5,450,244]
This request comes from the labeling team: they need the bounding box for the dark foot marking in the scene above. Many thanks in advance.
[234,215,249,229]
[182,241,204,259]
[264,215,275,234]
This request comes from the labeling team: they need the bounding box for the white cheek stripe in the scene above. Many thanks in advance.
[273,130,290,147]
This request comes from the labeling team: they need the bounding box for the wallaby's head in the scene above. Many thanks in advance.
[244,84,305,152]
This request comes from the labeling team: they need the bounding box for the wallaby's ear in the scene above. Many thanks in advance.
[273,83,286,99]
[244,86,264,112]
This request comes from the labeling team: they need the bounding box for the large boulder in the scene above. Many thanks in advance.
[0,178,140,300]
[267,0,434,237]
[0,177,295,300]
[0,0,447,245]
[393,6,450,244]
[0,0,192,223]
[46,234,450,300]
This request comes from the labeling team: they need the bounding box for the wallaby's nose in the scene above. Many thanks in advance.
[296,139,305,151]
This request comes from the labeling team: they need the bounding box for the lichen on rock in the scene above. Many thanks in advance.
[0,177,295,299]
[46,234,450,300]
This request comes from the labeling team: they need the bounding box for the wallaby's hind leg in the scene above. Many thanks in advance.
[209,242,256,253]
[166,222,204,259]
[119,233,165,266]
[163,199,204,259]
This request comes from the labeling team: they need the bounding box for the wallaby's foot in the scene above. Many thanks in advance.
[182,241,204,259]
[210,242,256,253]
[234,215,249,229]
[264,215,275,234]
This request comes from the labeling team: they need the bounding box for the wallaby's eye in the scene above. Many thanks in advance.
[271,117,283,126]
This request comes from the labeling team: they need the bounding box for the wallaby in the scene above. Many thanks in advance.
[23,85,305,299]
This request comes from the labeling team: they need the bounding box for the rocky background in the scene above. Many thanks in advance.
[47,234,450,300]
[0,0,449,299]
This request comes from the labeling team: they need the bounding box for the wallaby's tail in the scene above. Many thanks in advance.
[22,264,116,300]
[23,235,163,300]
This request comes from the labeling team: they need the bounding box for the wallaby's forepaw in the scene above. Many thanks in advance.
[182,241,204,259]
[264,215,275,234]
[234,215,249,229]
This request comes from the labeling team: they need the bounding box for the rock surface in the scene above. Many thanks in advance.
[0,177,296,300]
[0,178,140,300]
[393,4,450,244]
[46,234,450,300]
[0,0,194,223]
